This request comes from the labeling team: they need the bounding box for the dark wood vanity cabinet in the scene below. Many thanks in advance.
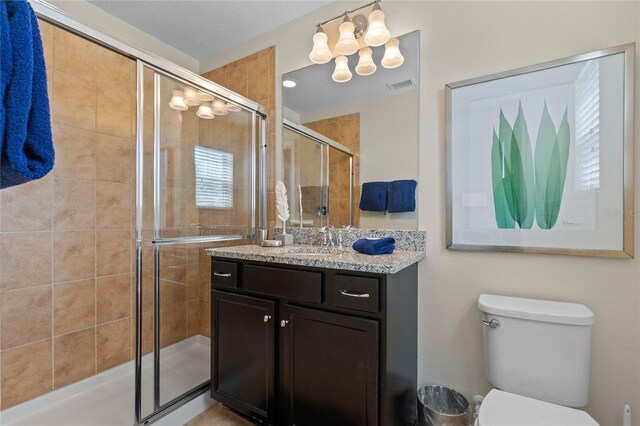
[211,258,418,426]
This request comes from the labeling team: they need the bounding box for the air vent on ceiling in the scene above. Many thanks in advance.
[387,78,415,91]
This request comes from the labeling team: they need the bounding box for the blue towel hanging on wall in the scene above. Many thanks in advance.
[1,0,55,189]
[387,180,417,213]
[359,181,388,212]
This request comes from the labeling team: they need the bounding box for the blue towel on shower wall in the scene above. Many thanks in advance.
[359,181,388,211]
[352,237,396,255]
[387,180,417,213]
[1,0,54,189]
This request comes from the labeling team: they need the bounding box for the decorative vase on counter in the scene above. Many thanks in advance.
[275,181,293,245]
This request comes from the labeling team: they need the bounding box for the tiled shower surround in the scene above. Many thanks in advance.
[0,20,137,409]
[0,18,275,411]
[0,21,250,410]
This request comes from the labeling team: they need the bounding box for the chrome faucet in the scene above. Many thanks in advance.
[320,226,334,247]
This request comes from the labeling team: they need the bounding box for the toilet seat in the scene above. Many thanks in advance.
[477,389,599,426]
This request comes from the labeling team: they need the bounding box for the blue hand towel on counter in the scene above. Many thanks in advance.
[387,180,417,213]
[359,181,388,212]
[1,0,54,189]
[352,237,396,255]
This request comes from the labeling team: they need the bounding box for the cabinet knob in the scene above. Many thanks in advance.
[280,320,289,328]
[263,315,272,323]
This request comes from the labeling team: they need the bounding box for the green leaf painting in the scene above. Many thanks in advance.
[534,104,570,229]
[491,102,570,230]
[491,130,515,228]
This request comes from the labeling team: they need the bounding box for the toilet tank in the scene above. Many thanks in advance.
[478,294,594,408]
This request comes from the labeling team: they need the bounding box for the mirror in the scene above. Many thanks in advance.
[282,30,420,230]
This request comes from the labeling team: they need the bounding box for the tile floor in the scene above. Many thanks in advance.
[186,403,253,426]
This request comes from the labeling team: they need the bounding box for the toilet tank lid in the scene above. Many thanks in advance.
[478,294,594,326]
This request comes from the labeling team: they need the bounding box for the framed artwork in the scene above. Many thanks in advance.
[446,44,634,257]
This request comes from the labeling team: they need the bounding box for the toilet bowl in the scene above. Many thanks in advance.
[475,389,599,426]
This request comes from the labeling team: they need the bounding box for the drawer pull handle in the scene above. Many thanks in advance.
[263,315,272,323]
[213,272,232,278]
[340,289,370,298]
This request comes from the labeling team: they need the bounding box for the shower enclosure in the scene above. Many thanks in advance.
[0,2,267,425]
[282,119,354,228]
[135,64,265,424]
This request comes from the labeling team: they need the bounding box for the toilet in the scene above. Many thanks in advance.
[476,294,599,426]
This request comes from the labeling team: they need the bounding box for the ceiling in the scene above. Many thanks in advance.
[87,0,331,61]
[283,30,420,116]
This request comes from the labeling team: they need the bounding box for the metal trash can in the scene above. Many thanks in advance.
[417,385,470,426]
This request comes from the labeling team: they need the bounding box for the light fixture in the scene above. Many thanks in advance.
[364,3,390,47]
[183,86,201,107]
[196,90,215,102]
[335,15,359,56]
[381,37,404,69]
[332,55,352,83]
[282,79,297,88]
[196,102,215,119]
[169,90,188,111]
[355,47,376,76]
[309,26,332,64]
[212,99,228,115]
[225,102,241,112]
[309,1,402,83]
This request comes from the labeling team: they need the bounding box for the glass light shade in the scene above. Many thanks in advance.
[196,90,215,102]
[381,38,404,69]
[225,102,241,112]
[332,55,352,83]
[309,30,332,64]
[364,9,390,46]
[183,86,201,106]
[335,21,359,56]
[196,102,215,119]
[212,99,228,115]
[355,47,377,76]
[168,90,188,111]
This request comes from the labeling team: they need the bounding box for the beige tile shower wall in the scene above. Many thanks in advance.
[198,46,276,337]
[0,21,136,409]
[304,114,361,228]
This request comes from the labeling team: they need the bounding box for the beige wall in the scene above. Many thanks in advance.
[200,2,640,425]
[302,90,419,230]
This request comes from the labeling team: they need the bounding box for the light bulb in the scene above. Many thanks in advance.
[196,102,215,119]
[225,102,241,112]
[355,47,377,76]
[364,6,390,47]
[183,86,201,107]
[381,38,404,69]
[309,27,332,64]
[168,90,188,111]
[335,19,359,56]
[212,99,228,115]
[332,56,352,83]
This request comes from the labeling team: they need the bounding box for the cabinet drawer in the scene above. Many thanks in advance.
[242,265,322,304]
[212,261,238,288]
[333,275,379,313]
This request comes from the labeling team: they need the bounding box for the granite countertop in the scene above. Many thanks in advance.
[206,244,425,274]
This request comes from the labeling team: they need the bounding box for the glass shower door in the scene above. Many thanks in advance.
[282,126,328,228]
[136,62,262,423]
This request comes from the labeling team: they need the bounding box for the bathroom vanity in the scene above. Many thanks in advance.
[206,244,424,426]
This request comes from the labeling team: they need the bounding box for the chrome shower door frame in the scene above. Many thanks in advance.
[135,61,267,425]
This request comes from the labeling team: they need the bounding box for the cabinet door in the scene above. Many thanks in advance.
[212,290,275,423]
[280,305,379,426]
